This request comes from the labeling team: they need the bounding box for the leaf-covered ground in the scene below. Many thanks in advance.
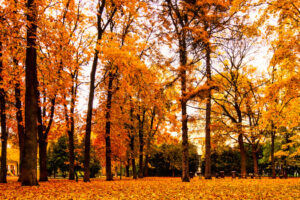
[1,177,299,199]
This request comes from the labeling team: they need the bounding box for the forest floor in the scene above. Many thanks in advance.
[1,177,299,199]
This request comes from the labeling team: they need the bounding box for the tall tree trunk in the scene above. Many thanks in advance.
[37,98,55,182]
[68,85,76,180]
[84,40,99,183]
[119,161,122,180]
[15,82,24,182]
[271,131,276,178]
[129,106,137,179]
[143,154,149,177]
[138,110,145,178]
[0,41,8,184]
[131,154,137,179]
[204,42,212,179]
[22,0,39,186]
[130,134,137,179]
[68,129,75,180]
[283,133,290,178]
[83,1,108,181]
[179,34,189,182]
[105,72,114,181]
[125,158,130,177]
[83,0,118,182]
[238,132,247,178]
[38,137,48,181]
[252,143,259,176]
[144,109,155,177]
[138,116,143,178]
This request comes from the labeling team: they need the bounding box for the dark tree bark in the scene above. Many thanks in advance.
[37,98,55,182]
[22,0,39,186]
[130,132,137,179]
[119,161,122,180]
[15,82,25,182]
[179,35,189,182]
[237,102,247,178]
[238,130,247,178]
[69,85,76,180]
[165,0,189,182]
[204,42,212,180]
[128,105,137,179]
[105,71,114,181]
[68,129,75,180]
[167,0,190,182]
[84,47,97,182]
[271,130,276,178]
[125,157,130,177]
[252,143,259,176]
[0,40,8,184]
[144,109,156,177]
[143,154,149,177]
[38,137,47,181]
[131,152,137,179]
[65,80,78,180]
[138,110,145,178]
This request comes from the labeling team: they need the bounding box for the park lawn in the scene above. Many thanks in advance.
[0,177,299,199]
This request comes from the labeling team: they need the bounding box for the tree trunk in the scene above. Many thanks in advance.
[138,110,145,178]
[37,97,55,182]
[204,42,212,179]
[138,126,144,178]
[105,72,114,181]
[83,48,98,182]
[129,106,137,179]
[252,143,259,176]
[15,82,25,182]
[83,4,106,182]
[143,154,149,177]
[68,83,76,180]
[0,40,8,184]
[144,109,155,177]
[39,138,48,181]
[130,134,137,179]
[179,34,189,182]
[68,130,75,180]
[22,0,39,186]
[125,160,130,177]
[238,133,247,178]
[131,156,137,179]
[271,131,276,178]
[119,161,122,180]
[83,0,117,182]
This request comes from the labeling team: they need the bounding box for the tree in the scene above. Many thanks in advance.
[22,0,39,186]
[84,0,117,182]
[161,0,200,182]
[0,18,8,184]
[190,0,234,180]
[213,33,257,178]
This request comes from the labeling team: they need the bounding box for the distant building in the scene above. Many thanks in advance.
[7,160,18,176]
